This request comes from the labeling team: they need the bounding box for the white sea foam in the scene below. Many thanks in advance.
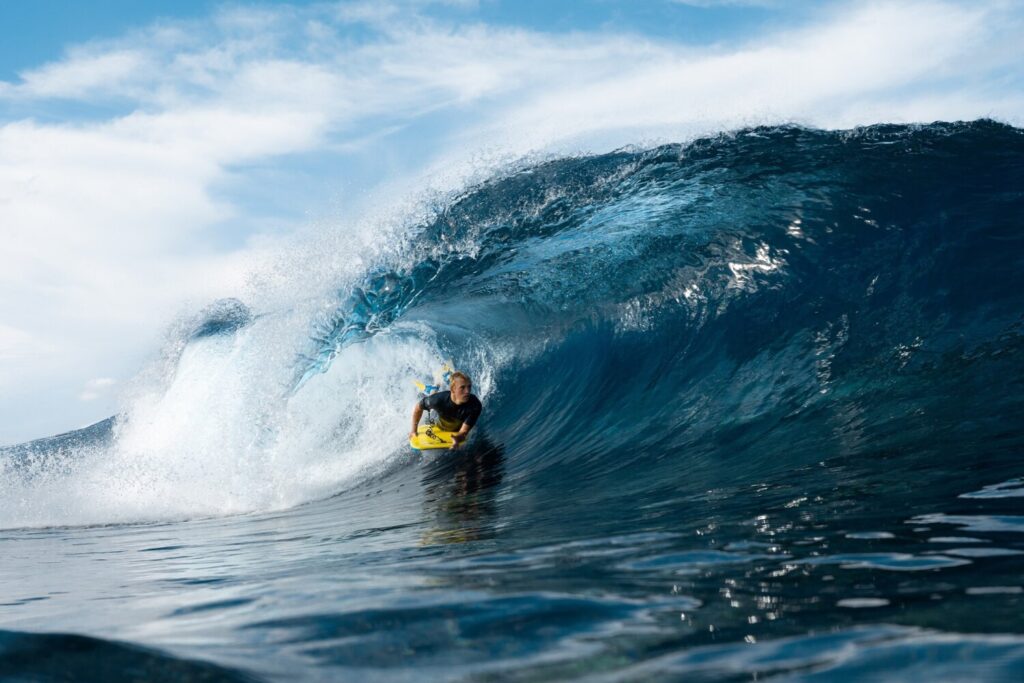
[0,306,463,528]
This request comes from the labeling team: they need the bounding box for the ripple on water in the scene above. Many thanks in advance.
[243,592,682,670]
[598,626,1024,681]
[723,541,784,552]
[845,532,895,540]
[837,598,890,608]
[938,547,1024,558]
[798,553,971,571]
[909,514,1024,534]
[0,629,253,682]
[960,478,1024,499]
[618,550,782,573]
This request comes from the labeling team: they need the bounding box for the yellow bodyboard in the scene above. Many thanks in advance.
[410,425,457,450]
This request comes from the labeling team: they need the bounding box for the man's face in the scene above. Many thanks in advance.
[451,379,471,404]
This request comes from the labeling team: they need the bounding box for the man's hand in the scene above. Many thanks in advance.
[409,430,419,441]
[450,432,467,449]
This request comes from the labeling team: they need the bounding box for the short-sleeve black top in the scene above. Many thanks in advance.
[419,391,482,431]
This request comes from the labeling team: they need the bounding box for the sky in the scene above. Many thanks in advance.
[1,0,1022,445]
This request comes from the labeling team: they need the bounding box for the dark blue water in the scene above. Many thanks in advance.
[2,121,1024,681]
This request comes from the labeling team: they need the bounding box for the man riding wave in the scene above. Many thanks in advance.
[410,371,481,449]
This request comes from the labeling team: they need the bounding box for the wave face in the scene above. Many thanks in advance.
[308,119,1024,490]
[2,121,1024,681]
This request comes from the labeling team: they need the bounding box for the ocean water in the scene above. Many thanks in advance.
[2,121,1024,681]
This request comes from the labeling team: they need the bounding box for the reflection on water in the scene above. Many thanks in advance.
[420,435,505,545]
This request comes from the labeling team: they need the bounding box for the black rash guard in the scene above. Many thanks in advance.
[419,391,482,432]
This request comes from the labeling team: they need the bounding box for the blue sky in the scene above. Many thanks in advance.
[1,1,216,80]
[0,0,803,80]
[1,0,1022,444]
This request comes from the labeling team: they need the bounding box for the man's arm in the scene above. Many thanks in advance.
[451,401,481,449]
[410,403,424,439]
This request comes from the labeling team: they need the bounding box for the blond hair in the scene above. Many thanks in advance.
[449,371,472,389]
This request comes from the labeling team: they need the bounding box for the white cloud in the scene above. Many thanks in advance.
[0,324,51,362]
[0,0,1021,443]
[79,377,117,402]
[12,49,152,100]
[463,2,1020,153]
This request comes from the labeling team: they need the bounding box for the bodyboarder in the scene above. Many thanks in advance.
[410,371,482,449]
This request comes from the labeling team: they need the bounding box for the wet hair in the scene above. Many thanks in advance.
[449,371,472,389]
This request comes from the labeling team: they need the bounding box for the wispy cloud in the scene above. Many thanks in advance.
[79,377,116,402]
[1,0,1021,443]
[11,49,152,100]
[0,324,51,363]
[455,2,1021,153]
